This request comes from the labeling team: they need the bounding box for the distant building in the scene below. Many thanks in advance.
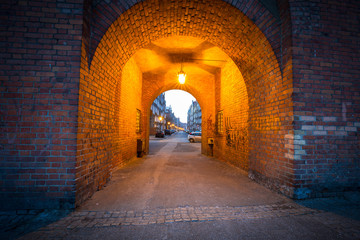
[160,106,184,131]
[181,122,187,130]
[165,106,176,130]
[150,93,166,134]
[187,100,201,131]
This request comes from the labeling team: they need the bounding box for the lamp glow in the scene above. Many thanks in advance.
[178,70,186,84]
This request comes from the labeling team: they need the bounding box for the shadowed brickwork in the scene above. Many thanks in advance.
[290,1,360,198]
[0,0,83,210]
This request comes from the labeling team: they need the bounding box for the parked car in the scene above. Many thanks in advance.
[164,129,171,135]
[188,132,201,142]
[155,131,165,138]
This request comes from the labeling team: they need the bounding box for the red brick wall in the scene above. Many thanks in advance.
[290,0,360,198]
[76,54,143,206]
[214,61,249,171]
[118,58,143,163]
[0,0,83,210]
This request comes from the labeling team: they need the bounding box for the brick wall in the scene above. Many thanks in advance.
[76,45,143,206]
[214,61,249,171]
[0,0,83,210]
[214,62,249,172]
[290,0,360,198]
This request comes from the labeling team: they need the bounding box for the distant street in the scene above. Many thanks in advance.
[148,131,190,155]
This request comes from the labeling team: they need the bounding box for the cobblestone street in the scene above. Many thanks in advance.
[9,201,360,239]
[23,203,322,230]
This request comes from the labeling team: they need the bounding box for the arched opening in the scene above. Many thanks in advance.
[77,0,292,207]
[129,36,247,157]
[148,90,197,137]
[147,90,202,155]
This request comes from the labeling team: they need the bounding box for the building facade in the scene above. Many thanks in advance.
[187,101,202,132]
[165,106,182,130]
[150,93,166,134]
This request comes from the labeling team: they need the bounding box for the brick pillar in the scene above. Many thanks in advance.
[0,0,83,210]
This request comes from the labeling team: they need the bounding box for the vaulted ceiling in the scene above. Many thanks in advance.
[133,36,230,78]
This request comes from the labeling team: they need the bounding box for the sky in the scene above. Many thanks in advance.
[164,90,196,123]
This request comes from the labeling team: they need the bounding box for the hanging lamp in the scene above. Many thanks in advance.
[177,61,186,84]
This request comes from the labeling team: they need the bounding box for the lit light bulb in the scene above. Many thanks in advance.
[178,70,186,84]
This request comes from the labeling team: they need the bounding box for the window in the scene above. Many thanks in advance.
[217,111,223,134]
[136,109,141,133]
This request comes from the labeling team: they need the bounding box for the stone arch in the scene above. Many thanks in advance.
[82,0,283,69]
[77,0,294,206]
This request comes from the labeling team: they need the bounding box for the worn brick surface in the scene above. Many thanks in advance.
[0,0,83,210]
[290,0,360,198]
[214,61,249,170]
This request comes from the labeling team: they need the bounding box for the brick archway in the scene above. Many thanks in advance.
[77,0,293,206]
[1,0,358,211]
[145,87,204,149]
[142,74,217,157]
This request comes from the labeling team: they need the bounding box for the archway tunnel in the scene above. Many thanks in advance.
[1,0,359,212]
[76,0,293,207]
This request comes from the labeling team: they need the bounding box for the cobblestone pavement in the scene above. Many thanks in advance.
[27,203,322,229]
[7,200,358,239]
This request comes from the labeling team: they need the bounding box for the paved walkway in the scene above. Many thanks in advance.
[16,203,360,239]
[2,132,360,239]
[8,200,360,240]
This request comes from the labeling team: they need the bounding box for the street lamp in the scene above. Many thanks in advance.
[159,116,163,130]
